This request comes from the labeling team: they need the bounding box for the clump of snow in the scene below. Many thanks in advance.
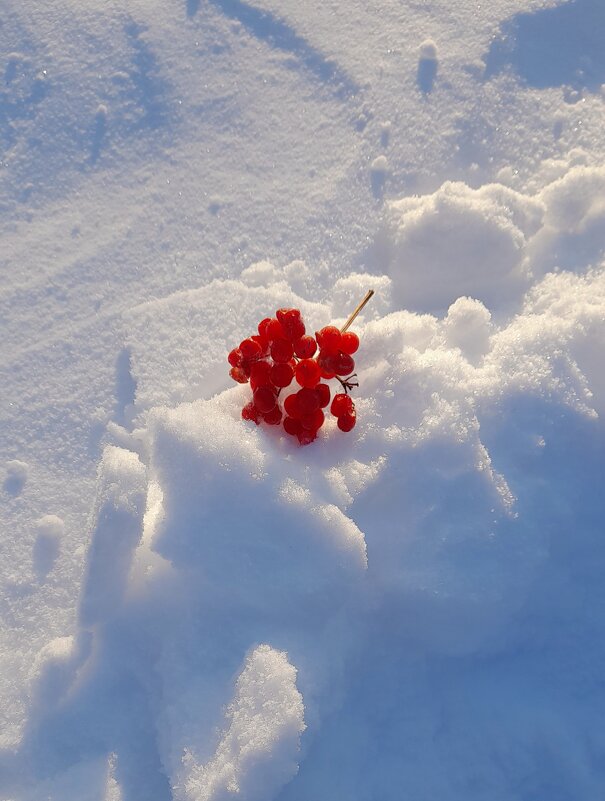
[540,165,605,235]
[382,180,543,312]
[4,459,28,495]
[418,39,438,61]
[181,645,305,801]
[417,38,438,93]
[443,296,492,364]
[79,446,146,627]
[370,155,389,197]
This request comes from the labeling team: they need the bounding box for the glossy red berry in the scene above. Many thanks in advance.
[295,358,321,388]
[266,318,285,342]
[340,331,359,354]
[301,409,324,431]
[240,338,262,359]
[250,360,272,389]
[242,401,261,424]
[253,386,277,413]
[297,429,317,445]
[263,406,283,425]
[230,367,248,384]
[294,335,317,359]
[258,318,273,340]
[270,362,294,388]
[316,326,342,355]
[251,334,269,354]
[284,393,301,418]
[331,393,354,417]
[283,416,301,436]
[316,383,331,408]
[296,388,320,415]
[337,410,356,432]
[334,352,355,376]
[277,308,305,341]
[271,338,294,363]
[317,351,337,379]
[228,348,243,367]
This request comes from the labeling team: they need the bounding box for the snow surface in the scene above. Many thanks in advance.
[2,0,605,799]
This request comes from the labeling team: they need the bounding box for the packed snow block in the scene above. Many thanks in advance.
[179,645,305,801]
[124,280,328,419]
[383,181,544,312]
[147,395,367,616]
[79,446,146,628]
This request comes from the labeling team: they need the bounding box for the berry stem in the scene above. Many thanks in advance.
[336,374,359,394]
[340,289,374,334]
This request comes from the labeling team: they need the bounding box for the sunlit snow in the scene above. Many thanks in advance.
[2,0,605,799]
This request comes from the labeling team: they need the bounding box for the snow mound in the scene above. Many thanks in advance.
[5,175,605,799]
[383,181,541,312]
[382,167,605,314]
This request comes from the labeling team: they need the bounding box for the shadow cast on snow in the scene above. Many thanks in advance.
[484,0,605,92]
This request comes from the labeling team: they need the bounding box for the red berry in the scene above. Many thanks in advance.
[316,326,342,355]
[297,387,320,415]
[230,367,248,384]
[251,334,269,355]
[295,358,321,388]
[334,352,355,376]
[284,393,302,418]
[250,360,272,389]
[277,308,305,341]
[253,386,277,413]
[301,409,324,431]
[317,351,337,379]
[340,331,359,355]
[297,429,317,446]
[266,318,285,342]
[228,348,243,367]
[316,383,331,408]
[263,406,283,425]
[258,318,273,340]
[239,358,253,378]
[331,393,354,417]
[271,338,294,363]
[283,416,301,436]
[270,362,294,388]
[240,338,262,359]
[294,335,317,359]
[242,401,261,424]
[337,410,356,432]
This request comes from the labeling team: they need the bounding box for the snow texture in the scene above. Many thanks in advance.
[2,0,605,799]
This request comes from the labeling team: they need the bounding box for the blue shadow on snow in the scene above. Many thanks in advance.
[484,0,605,92]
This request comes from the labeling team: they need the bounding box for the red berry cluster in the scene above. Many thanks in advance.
[228,308,360,445]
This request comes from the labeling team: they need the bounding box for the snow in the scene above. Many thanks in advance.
[2,0,605,798]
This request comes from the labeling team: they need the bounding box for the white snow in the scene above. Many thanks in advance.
[2,0,605,798]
